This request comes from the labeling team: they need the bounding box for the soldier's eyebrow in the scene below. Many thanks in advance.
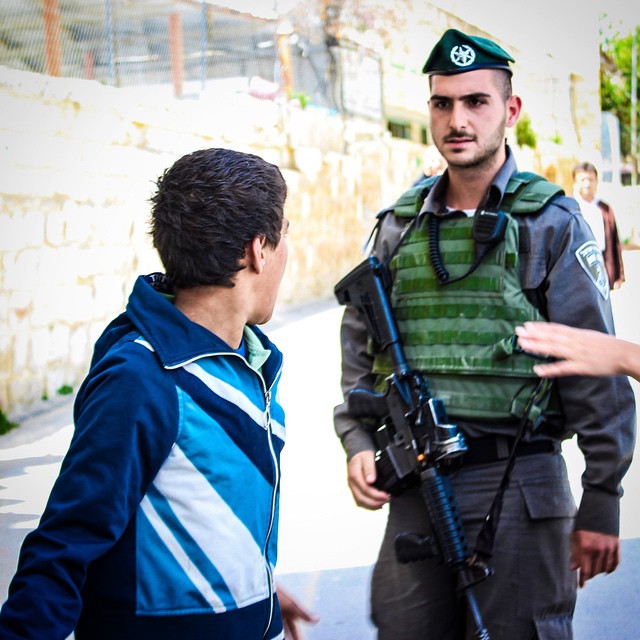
[429,91,492,103]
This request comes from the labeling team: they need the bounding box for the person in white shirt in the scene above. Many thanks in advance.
[573,162,625,289]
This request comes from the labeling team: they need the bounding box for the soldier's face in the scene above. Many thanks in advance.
[428,69,520,171]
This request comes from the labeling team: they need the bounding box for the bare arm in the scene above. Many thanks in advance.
[516,321,640,381]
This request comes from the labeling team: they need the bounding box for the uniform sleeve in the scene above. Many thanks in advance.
[526,198,636,535]
[0,343,180,639]
[333,213,407,460]
[602,201,625,287]
[334,304,378,459]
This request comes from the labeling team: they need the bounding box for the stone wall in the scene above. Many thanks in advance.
[0,67,428,419]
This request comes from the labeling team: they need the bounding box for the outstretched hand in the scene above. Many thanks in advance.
[515,321,631,378]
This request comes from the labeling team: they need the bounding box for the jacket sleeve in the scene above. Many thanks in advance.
[333,212,407,460]
[601,200,625,287]
[524,197,636,535]
[0,343,180,639]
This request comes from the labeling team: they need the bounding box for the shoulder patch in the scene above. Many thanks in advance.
[575,241,609,300]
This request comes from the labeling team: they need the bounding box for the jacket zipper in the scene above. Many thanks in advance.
[173,350,282,636]
[261,384,281,639]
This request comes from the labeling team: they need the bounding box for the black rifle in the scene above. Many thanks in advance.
[335,255,492,640]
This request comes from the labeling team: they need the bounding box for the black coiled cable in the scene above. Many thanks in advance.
[428,214,450,284]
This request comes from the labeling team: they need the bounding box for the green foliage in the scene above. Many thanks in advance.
[600,24,639,158]
[0,409,19,436]
[515,113,537,149]
[550,131,563,145]
[57,384,74,396]
[290,90,310,108]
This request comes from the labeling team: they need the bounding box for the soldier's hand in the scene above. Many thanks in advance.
[347,450,390,510]
[570,529,620,588]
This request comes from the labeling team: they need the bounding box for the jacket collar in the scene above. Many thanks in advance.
[126,274,281,374]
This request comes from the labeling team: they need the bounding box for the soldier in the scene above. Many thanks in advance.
[334,29,636,639]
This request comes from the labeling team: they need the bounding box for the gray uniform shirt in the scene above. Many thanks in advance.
[334,147,636,536]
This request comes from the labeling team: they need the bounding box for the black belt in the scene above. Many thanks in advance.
[461,436,556,465]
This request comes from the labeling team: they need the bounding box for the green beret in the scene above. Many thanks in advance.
[422,28,514,76]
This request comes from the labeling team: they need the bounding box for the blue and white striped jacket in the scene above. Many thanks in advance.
[0,274,287,640]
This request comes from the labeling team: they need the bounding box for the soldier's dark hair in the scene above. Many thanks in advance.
[149,148,287,289]
[429,68,512,101]
[493,69,513,101]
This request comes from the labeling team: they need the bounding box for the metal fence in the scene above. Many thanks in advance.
[0,0,346,111]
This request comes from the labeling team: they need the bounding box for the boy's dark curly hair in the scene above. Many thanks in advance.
[149,148,287,288]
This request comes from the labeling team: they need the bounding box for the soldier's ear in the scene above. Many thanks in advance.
[506,95,522,128]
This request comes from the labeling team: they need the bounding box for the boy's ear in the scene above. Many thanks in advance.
[247,236,266,274]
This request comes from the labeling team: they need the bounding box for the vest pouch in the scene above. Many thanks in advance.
[423,373,545,421]
[492,335,517,360]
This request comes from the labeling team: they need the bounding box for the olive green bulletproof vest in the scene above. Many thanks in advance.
[372,173,563,422]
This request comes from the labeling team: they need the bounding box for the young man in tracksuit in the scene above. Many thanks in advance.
[0,148,317,639]
[334,29,636,639]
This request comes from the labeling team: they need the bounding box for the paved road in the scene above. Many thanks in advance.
[1,252,640,639]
